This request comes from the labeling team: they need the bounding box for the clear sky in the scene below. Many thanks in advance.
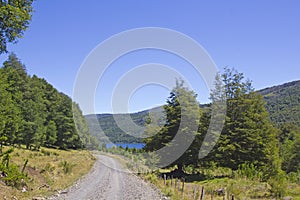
[0,0,299,114]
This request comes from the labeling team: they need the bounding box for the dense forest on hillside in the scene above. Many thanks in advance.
[0,53,98,151]
[258,80,300,126]
[85,106,164,143]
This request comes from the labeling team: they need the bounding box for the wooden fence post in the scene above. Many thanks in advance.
[164,174,166,185]
[181,178,185,193]
[200,186,205,200]
[193,186,197,200]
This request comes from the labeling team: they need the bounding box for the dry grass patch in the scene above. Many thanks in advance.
[0,146,96,200]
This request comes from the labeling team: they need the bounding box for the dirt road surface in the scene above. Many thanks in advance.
[49,154,166,200]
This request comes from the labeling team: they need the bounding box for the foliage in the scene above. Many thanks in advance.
[142,68,281,180]
[60,160,75,174]
[0,53,97,150]
[279,123,300,173]
[0,148,27,188]
[144,79,201,172]
[198,68,281,180]
[0,0,34,54]
[236,163,263,181]
[258,80,300,126]
[268,171,288,198]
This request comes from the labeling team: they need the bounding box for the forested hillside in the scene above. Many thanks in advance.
[88,80,300,145]
[0,53,98,151]
[85,106,164,143]
[258,80,300,126]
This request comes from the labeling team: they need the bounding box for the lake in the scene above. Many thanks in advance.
[105,143,145,149]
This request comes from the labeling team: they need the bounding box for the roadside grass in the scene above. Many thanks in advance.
[0,146,96,200]
[99,148,300,199]
[143,172,300,200]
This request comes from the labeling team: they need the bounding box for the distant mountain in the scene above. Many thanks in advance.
[86,80,300,144]
[258,80,300,126]
[85,106,164,144]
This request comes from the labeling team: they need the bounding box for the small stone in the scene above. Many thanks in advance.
[32,197,45,200]
[21,187,27,193]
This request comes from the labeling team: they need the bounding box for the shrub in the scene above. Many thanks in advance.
[145,173,158,184]
[0,163,27,188]
[0,149,28,188]
[60,160,75,174]
[268,171,287,198]
[237,163,262,181]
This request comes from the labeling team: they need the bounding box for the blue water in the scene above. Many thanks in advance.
[106,143,145,149]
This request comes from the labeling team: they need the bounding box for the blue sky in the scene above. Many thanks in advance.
[0,0,299,114]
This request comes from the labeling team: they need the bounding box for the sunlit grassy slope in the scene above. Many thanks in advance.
[0,146,96,199]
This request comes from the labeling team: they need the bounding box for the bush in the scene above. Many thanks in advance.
[237,163,262,181]
[0,163,27,188]
[268,171,287,198]
[0,149,28,189]
[60,160,75,174]
[287,170,300,183]
[145,173,158,184]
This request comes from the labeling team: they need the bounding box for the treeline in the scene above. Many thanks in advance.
[0,53,98,151]
[144,68,300,179]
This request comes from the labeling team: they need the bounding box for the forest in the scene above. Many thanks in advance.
[0,53,98,151]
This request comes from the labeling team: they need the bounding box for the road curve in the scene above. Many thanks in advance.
[49,154,165,200]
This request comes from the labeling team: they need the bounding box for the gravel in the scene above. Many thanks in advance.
[48,154,167,200]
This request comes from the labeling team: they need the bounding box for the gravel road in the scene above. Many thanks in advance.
[49,154,166,200]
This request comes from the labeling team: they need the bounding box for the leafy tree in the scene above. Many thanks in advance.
[0,0,34,54]
[0,63,23,147]
[204,68,281,178]
[144,80,201,173]
[21,75,47,149]
[54,94,83,149]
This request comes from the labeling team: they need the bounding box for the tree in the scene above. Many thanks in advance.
[144,80,201,173]
[0,0,34,54]
[21,75,47,149]
[0,53,90,150]
[206,68,281,178]
[0,62,23,147]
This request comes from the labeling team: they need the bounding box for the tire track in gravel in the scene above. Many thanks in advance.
[49,154,165,200]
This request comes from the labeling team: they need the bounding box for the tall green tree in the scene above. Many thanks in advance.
[144,80,201,172]
[206,68,281,178]
[21,75,47,149]
[0,55,25,146]
[0,0,34,54]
